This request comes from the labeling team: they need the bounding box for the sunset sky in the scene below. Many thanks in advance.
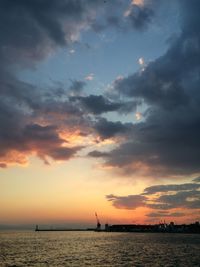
[1,0,200,228]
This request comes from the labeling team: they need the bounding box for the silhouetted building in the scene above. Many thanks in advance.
[106,222,200,233]
[105,223,109,231]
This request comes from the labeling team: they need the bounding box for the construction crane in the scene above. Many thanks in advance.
[95,212,101,231]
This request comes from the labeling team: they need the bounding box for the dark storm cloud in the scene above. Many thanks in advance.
[88,150,110,158]
[114,68,189,110]
[1,0,199,173]
[68,80,86,96]
[0,72,87,166]
[70,95,138,115]
[46,146,82,161]
[0,51,91,167]
[143,183,200,195]
[36,99,82,118]
[149,190,200,210]
[91,0,156,32]
[0,0,133,167]
[0,122,83,166]
[106,194,147,210]
[0,0,159,167]
[95,0,200,177]
[0,0,105,166]
[156,190,200,205]
[90,0,156,32]
[71,95,122,114]
[106,180,200,213]
[127,4,154,30]
[0,0,112,62]
[93,118,133,139]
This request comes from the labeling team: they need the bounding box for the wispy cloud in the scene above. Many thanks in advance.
[85,73,94,81]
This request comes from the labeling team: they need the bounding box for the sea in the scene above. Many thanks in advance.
[0,231,200,267]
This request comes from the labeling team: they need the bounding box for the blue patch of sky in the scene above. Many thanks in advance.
[18,0,180,97]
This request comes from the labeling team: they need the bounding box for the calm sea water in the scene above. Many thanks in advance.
[0,231,200,267]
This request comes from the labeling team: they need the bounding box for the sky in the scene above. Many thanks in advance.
[1,0,200,228]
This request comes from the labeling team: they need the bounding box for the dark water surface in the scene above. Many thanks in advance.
[0,231,200,266]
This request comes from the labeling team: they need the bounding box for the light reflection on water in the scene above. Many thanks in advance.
[0,231,200,266]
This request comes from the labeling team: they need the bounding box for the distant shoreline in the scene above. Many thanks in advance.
[35,228,94,232]
[35,222,200,234]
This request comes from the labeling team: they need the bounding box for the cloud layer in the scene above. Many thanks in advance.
[1,0,200,182]
[0,0,160,167]
[90,0,200,177]
[0,0,103,166]
[106,177,200,219]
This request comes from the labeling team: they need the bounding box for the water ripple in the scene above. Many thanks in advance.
[0,231,200,266]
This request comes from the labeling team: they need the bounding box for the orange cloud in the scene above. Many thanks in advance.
[0,150,28,168]
[0,124,84,167]
[132,0,144,6]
